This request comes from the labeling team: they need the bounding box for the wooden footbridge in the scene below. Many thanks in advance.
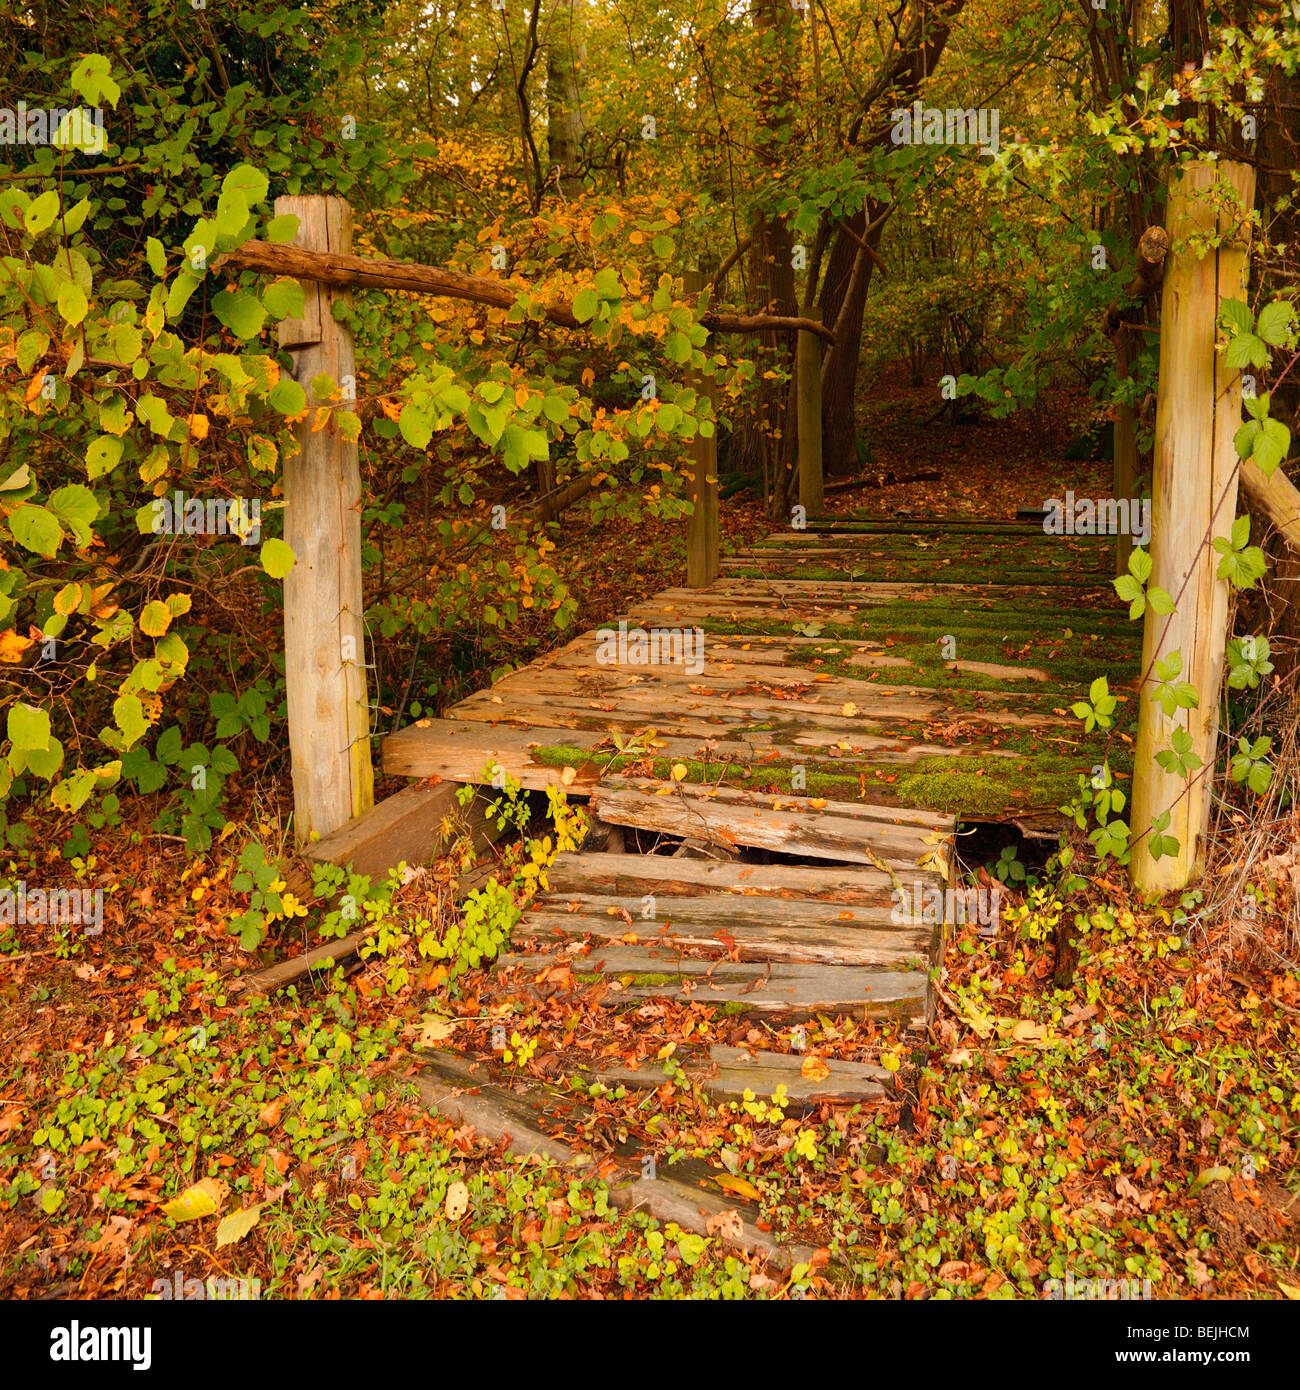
[237,194,1139,1050]
[380,518,1137,1033]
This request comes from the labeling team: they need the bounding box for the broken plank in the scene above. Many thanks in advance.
[547,851,940,903]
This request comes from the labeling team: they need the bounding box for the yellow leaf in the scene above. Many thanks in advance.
[714,1172,760,1201]
[53,583,83,616]
[160,1177,228,1223]
[560,766,577,786]
[670,762,688,782]
[418,1015,457,1046]
[0,629,34,664]
[215,1202,265,1249]
[445,1180,469,1221]
[514,385,530,408]
[807,797,827,809]
[187,413,209,440]
[139,600,171,638]
[25,371,46,404]
[1279,1282,1300,1300]
[840,702,858,717]
[800,1055,830,1082]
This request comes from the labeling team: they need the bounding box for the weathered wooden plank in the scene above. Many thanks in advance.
[586,1044,891,1109]
[299,780,502,884]
[415,1058,817,1268]
[547,851,940,902]
[517,899,930,966]
[589,781,951,867]
[502,945,926,1019]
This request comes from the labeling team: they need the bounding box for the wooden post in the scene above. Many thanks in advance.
[797,311,824,517]
[1130,161,1255,892]
[685,270,720,589]
[276,195,374,843]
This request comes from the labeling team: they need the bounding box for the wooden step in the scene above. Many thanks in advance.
[519,892,931,967]
[501,943,927,1019]
[546,850,942,903]
[589,778,953,869]
[579,1044,892,1111]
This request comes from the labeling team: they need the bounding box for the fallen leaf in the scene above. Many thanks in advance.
[215,1202,265,1249]
[800,1055,830,1082]
[714,1173,760,1201]
[160,1177,228,1223]
[445,1180,469,1221]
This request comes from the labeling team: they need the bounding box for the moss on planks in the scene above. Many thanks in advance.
[528,743,1131,818]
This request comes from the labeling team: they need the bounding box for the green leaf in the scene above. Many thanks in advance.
[70,54,121,107]
[56,281,88,325]
[260,538,295,579]
[572,287,598,324]
[1148,586,1175,615]
[211,290,267,340]
[1128,547,1152,584]
[265,214,300,244]
[113,694,148,749]
[23,190,60,237]
[9,504,62,557]
[48,484,99,546]
[8,702,51,751]
[1218,299,1253,336]
[221,164,270,208]
[146,237,168,277]
[267,376,306,414]
[1256,299,1295,348]
[262,277,304,320]
[1224,333,1267,372]
[399,403,433,450]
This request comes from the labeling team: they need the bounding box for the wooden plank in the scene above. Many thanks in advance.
[300,781,457,884]
[518,897,929,966]
[546,851,941,902]
[589,780,951,867]
[587,1044,891,1110]
[415,1060,817,1269]
[502,945,926,1019]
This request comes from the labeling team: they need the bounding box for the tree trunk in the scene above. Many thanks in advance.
[817,202,887,477]
[731,0,799,515]
[546,0,586,198]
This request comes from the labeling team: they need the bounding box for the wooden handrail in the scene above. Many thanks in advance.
[217,240,837,345]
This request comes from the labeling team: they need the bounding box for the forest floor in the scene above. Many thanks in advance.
[1,388,1296,1301]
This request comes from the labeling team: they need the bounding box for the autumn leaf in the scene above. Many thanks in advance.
[800,1055,830,1082]
[445,1180,469,1221]
[0,629,34,663]
[160,1176,228,1222]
